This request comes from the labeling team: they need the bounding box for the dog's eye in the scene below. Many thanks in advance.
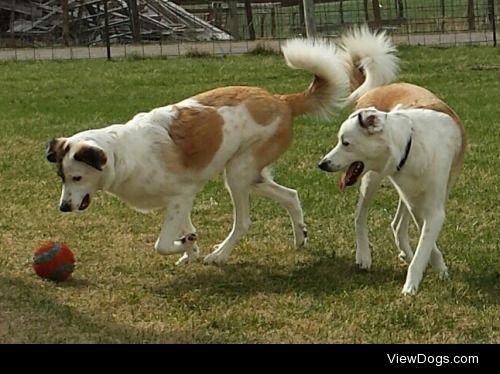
[72,176,82,182]
[340,136,350,147]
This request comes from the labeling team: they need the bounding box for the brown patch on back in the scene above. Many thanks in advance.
[356,82,466,188]
[195,86,279,126]
[355,82,444,111]
[166,106,224,170]
[252,110,293,171]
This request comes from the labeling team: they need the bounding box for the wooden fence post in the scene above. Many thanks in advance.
[244,0,256,40]
[440,0,445,32]
[467,0,475,31]
[489,0,497,46]
[128,0,141,43]
[103,0,111,60]
[302,0,316,38]
[228,1,240,40]
[61,0,70,46]
[396,0,404,20]
[372,0,381,28]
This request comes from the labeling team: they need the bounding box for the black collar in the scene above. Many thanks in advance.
[396,136,412,172]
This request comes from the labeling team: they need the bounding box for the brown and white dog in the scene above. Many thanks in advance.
[319,81,465,294]
[46,28,397,265]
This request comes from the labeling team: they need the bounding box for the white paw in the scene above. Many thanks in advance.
[401,282,418,295]
[437,269,449,280]
[430,262,448,275]
[175,245,200,266]
[203,245,229,265]
[295,225,308,249]
[356,250,372,270]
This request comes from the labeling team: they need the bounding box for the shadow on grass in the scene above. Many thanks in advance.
[462,270,500,306]
[150,254,406,299]
[0,275,195,343]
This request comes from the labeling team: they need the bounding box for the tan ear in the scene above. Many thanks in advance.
[46,138,68,163]
[74,144,107,171]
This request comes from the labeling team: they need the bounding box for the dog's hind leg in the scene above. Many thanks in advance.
[405,208,448,278]
[204,163,253,265]
[391,198,413,264]
[355,171,383,269]
[155,195,198,256]
[402,203,446,295]
[430,244,448,278]
[251,169,307,248]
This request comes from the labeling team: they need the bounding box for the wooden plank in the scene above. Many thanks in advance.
[0,0,42,16]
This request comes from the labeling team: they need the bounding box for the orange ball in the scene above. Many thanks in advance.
[33,241,75,282]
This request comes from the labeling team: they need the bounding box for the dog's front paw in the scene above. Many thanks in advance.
[203,244,229,265]
[401,282,418,295]
[356,250,372,270]
[295,225,308,249]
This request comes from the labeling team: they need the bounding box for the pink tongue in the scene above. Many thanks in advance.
[338,162,364,192]
[339,174,347,192]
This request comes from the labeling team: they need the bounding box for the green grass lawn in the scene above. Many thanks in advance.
[0,46,499,343]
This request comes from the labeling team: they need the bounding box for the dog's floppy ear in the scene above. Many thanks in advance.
[46,137,68,163]
[74,144,107,171]
[358,110,383,135]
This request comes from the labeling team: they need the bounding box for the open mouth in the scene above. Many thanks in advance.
[79,194,91,210]
[339,161,364,192]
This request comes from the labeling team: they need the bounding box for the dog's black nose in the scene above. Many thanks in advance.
[318,160,332,172]
[59,201,72,212]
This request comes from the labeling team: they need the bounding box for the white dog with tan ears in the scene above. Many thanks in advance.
[46,27,398,266]
[319,83,465,294]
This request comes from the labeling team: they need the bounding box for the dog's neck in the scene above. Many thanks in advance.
[382,112,414,175]
[396,136,412,172]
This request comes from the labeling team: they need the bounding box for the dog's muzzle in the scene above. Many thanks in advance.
[59,194,91,212]
[318,159,335,172]
[60,201,72,212]
[79,194,91,211]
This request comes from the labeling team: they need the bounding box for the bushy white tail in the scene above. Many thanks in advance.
[341,26,399,104]
[281,39,350,120]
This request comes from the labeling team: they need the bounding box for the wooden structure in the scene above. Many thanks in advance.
[0,0,231,46]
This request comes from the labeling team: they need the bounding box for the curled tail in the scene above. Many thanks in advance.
[280,39,350,120]
[341,25,399,105]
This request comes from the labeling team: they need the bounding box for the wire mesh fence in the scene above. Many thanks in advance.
[0,0,498,61]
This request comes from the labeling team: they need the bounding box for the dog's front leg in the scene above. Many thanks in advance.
[355,172,383,269]
[402,208,445,295]
[155,197,197,258]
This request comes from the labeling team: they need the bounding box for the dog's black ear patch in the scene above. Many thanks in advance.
[46,138,68,163]
[74,145,107,171]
